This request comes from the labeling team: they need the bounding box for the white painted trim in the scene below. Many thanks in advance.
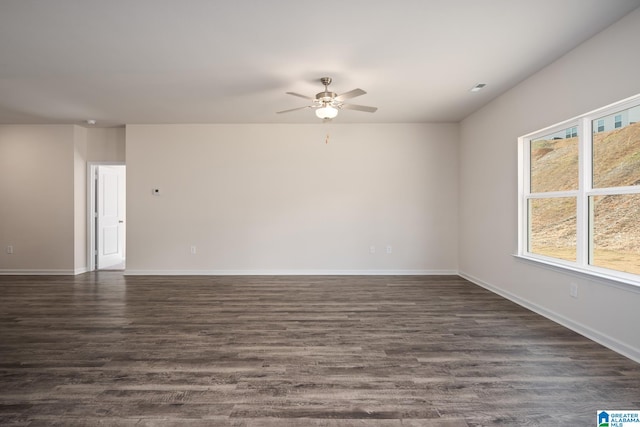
[87,164,97,272]
[458,270,640,364]
[124,269,458,276]
[87,161,126,272]
[513,254,640,291]
[577,117,590,268]
[0,269,80,276]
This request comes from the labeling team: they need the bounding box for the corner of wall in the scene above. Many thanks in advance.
[74,126,88,272]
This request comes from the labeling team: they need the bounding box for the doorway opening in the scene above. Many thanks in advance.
[88,163,126,271]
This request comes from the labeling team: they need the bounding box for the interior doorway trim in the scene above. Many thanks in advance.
[87,162,126,272]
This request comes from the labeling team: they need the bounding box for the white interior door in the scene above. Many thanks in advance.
[97,166,125,269]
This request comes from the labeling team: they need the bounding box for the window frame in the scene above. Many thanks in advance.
[518,93,640,288]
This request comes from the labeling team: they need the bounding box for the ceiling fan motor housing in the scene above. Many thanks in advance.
[316,91,337,103]
[317,77,337,105]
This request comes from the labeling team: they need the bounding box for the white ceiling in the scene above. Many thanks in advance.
[1,0,639,126]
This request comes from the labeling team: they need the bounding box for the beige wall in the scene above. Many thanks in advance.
[0,125,125,274]
[126,123,459,273]
[0,125,76,272]
[73,126,88,272]
[459,8,640,361]
[87,127,126,162]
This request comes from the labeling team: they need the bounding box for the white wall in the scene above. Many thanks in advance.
[126,123,459,274]
[459,8,640,361]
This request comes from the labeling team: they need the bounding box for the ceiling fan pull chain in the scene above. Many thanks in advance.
[325,133,330,144]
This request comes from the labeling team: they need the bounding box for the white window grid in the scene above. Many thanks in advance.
[518,94,640,286]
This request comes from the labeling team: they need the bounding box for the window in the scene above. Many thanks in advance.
[519,95,640,285]
[527,126,579,262]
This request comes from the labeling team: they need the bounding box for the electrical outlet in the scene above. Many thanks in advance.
[569,282,578,298]
[369,246,376,254]
[190,245,197,255]
[386,245,392,254]
[6,245,13,254]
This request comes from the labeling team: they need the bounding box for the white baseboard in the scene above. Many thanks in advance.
[74,267,89,275]
[0,267,457,276]
[459,270,640,364]
[0,269,78,276]
[124,269,458,276]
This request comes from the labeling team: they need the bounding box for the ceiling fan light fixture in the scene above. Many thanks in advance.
[315,105,338,119]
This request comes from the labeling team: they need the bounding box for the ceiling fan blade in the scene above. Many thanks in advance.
[340,103,378,113]
[286,92,314,100]
[335,88,366,101]
[276,106,311,114]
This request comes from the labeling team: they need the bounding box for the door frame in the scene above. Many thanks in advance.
[87,162,126,271]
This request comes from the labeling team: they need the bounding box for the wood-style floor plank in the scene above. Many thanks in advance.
[0,274,638,426]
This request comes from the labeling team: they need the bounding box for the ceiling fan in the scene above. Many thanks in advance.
[277,77,377,120]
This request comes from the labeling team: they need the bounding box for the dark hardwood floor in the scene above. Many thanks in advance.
[1,274,638,426]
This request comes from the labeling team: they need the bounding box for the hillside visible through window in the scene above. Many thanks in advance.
[528,197,576,261]
[530,129,578,193]
[593,106,640,188]
[590,106,640,274]
[529,128,578,262]
[529,115,640,275]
